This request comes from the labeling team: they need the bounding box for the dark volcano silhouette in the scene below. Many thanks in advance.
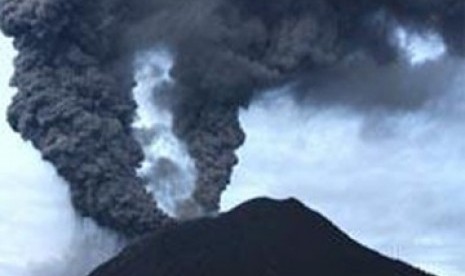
[89,198,434,276]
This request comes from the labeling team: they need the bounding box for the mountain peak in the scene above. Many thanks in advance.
[89,198,434,276]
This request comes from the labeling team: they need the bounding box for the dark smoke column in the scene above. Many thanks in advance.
[172,101,245,213]
[0,0,171,236]
[155,0,465,213]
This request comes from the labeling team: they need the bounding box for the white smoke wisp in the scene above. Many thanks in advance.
[395,27,447,65]
[0,36,123,276]
[132,49,199,218]
[28,219,124,276]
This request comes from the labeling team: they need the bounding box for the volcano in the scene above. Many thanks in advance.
[89,198,433,276]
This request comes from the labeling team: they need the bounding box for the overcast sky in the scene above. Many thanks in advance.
[1,32,465,276]
[222,92,465,276]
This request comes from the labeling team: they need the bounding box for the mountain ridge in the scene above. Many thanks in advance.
[89,197,435,276]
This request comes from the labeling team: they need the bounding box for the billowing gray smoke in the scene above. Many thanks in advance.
[0,0,172,236]
[1,0,463,235]
[127,0,465,212]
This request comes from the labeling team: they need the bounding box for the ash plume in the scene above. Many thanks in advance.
[128,0,464,212]
[0,0,172,236]
[1,0,463,234]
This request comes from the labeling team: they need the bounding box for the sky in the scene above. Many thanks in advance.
[1,31,465,276]
[222,94,465,275]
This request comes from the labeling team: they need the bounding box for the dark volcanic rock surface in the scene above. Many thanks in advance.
[89,198,434,276]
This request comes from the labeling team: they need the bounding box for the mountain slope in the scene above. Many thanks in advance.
[89,198,434,276]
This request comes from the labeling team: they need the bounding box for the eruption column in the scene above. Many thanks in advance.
[1,0,463,236]
[0,0,172,236]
